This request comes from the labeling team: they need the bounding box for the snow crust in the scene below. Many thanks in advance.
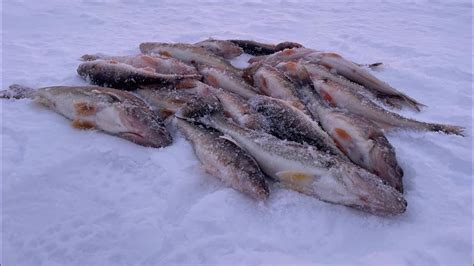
[1,0,472,265]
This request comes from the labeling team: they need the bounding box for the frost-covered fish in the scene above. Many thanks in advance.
[252,65,306,111]
[277,61,399,109]
[307,52,424,111]
[194,39,243,59]
[175,118,269,201]
[249,95,346,158]
[308,75,464,135]
[228,39,303,55]
[1,85,172,148]
[175,80,267,130]
[299,86,404,192]
[136,87,196,119]
[139,42,242,74]
[77,59,199,90]
[195,113,406,216]
[80,54,199,75]
[197,65,259,99]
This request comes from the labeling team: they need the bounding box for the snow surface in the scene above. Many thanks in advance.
[1,0,472,265]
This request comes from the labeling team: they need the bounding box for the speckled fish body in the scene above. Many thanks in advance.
[194,39,243,59]
[139,42,242,74]
[1,85,172,147]
[199,114,407,216]
[299,86,404,192]
[77,59,200,90]
[175,118,269,200]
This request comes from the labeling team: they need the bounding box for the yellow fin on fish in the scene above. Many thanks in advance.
[275,170,315,184]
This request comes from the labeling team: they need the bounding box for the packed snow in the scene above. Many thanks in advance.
[1,0,472,265]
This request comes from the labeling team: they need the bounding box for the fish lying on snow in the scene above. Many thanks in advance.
[252,64,307,111]
[228,39,303,55]
[194,39,243,59]
[187,113,406,215]
[249,95,346,158]
[176,118,269,200]
[80,54,200,75]
[139,42,242,74]
[1,84,172,148]
[174,80,267,131]
[196,65,259,99]
[299,86,404,192]
[77,59,200,90]
[307,71,464,135]
[307,52,424,111]
[135,87,196,119]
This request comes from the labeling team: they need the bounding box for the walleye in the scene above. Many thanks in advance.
[249,95,346,158]
[136,87,196,119]
[139,42,242,74]
[194,39,243,59]
[176,118,269,201]
[299,86,404,192]
[77,59,199,90]
[176,80,267,130]
[80,54,200,75]
[307,52,424,111]
[197,65,259,99]
[1,85,172,148]
[228,39,303,55]
[252,65,306,111]
[308,75,464,135]
[193,113,406,215]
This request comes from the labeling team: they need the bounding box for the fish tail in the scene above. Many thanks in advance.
[400,94,426,112]
[0,84,36,99]
[426,123,465,136]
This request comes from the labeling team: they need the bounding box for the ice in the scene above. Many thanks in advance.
[1,0,472,265]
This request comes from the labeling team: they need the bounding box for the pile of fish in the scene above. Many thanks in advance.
[2,38,464,216]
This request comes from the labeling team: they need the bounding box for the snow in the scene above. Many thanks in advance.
[1,0,472,265]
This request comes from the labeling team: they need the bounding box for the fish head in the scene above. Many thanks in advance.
[116,104,172,148]
[175,95,222,121]
[335,163,407,216]
[368,137,404,193]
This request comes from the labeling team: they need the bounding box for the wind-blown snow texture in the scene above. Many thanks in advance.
[1,0,472,265]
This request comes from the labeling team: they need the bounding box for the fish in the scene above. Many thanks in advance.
[175,79,267,130]
[80,53,199,75]
[228,39,303,55]
[77,59,200,90]
[248,95,347,158]
[299,86,404,192]
[1,84,172,148]
[175,118,269,201]
[139,42,242,74]
[194,39,243,59]
[307,52,425,111]
[192,112,406,216]
[135,87,197,119]
[307,74,464,135]
[252,64,306,110]
[196,65,259,99]
[276,61,398,109]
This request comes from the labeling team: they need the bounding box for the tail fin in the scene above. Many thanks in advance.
[400,94,426,112]
[0,84,35,99]
[427,123,464,136]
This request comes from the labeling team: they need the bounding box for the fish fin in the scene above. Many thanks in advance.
[400,94,426,112]
[91,89,122,102]
[0,84,35,99]
[275,170,316,184]
[368,62,383,69]
[219,135,243,148]
[142,66,156,73]
[71,119,96,130]
[159,51,172,58]
[74,102,97,116]
[427,123,465,136]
